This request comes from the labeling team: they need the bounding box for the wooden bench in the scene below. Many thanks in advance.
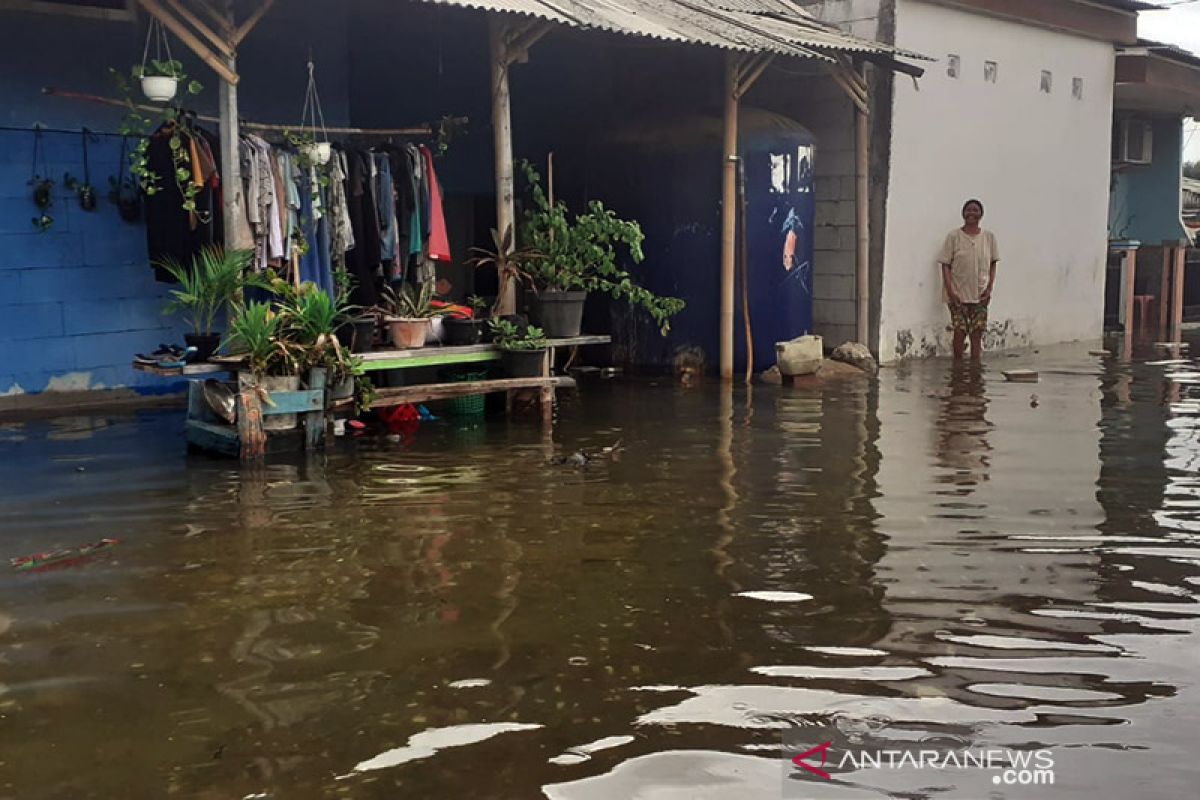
[358,335,609,422]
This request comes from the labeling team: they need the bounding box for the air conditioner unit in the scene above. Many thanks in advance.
[1114,119,1153,165]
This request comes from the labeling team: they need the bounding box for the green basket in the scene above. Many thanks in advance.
[439,368,488,418]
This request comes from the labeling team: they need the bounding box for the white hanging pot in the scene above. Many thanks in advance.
[141,75,178,103]
[301,141,332,165]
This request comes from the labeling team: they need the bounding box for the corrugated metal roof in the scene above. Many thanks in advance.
[415,0,914,61]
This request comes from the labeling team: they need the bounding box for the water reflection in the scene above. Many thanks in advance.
[0,344,1197,798]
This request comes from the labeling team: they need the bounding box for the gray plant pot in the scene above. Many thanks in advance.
[534,290,586,338]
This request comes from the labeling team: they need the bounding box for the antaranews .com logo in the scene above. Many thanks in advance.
[783,733,1055,797]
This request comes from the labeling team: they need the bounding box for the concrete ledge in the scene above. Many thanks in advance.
[0,387,185,421]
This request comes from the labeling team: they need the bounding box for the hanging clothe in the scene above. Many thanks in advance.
[374,152,399,278]
[421,145,451,264]
[328,150,355,271]
[299,169,334,297]
[345,150,382,308]
[145,122,223,281]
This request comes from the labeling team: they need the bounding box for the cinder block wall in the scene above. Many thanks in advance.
[794,0,888,349]
[0,131,183,400]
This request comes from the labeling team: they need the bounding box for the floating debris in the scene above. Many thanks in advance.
[1002,370,1039,383]
[11,538,118,573]
[734,591,814,603]
[447,678,492,689]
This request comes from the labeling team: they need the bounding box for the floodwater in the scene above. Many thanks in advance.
[1,340,1198,800]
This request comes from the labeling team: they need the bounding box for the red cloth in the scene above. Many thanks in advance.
[431,300,472,320]
[421,145,451,262]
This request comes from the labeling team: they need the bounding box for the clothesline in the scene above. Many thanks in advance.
[41,86,464,137]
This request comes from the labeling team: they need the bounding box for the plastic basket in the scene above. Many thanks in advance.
[439,369,488,418]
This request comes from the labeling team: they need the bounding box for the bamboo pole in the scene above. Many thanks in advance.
[855,63,870,346]
[738,158,753,384]
[41,87,441,136]
[231,0,277,47]
[490,17,517,316]
[218,1,250,250]
[720,53,740,382]
[163,0,234,58]
[136,0,239,85]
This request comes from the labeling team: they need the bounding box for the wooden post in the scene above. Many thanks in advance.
[1172,244,1186,342]
[490,18,517,316]
[855,63,870,347]
[1122,247,1138,360]
[1160,244,1173,340]
[218,2,251,250]
[236,371,266,460]
[539,346,553,424]
[305,367,327,450]
[720,53,740,382]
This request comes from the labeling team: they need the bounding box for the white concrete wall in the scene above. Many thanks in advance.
[880,0,1115,362]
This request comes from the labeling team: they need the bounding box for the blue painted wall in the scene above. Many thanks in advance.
[0,6,349,400]
[1109,116,1189,245]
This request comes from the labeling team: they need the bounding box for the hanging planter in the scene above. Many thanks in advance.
[294,57,331,166]
[27,126,54,234]
[135,18,181,103]
[63,129,98,212]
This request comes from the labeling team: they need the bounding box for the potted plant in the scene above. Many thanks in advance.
[443,295,490,346]
[154,247,264,361]
[222,301,305,430]
[380,282,445,349]
[490,319,549,378]
[274,279,364,405]
[136,58,184,103]
[465,224,545,320]
[518,161,685,336]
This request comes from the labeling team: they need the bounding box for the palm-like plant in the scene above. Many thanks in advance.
[222,301,299,377]
[381,281,445,319]
[154,247,263,335]
[465,225,544,317]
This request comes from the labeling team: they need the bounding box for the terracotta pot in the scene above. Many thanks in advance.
[387,317,430,349]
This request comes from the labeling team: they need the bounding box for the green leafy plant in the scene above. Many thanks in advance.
[467,294,490,319]
[222,301,301,378]
[464,225,544,317]
[489,319,548,351]
[154,247,264,336]
[381,281,446,319]
[111,63,204,214]
[518,160,684,334]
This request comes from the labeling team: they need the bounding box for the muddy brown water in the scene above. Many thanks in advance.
[1,341,1198,799]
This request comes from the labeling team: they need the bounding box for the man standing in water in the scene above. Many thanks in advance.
[938,199,999,360]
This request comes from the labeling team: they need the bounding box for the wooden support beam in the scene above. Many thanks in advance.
[217,0,250,250]
[735,54,773,100]
[236,372,267,460]
[491,17,517,315]
[1172,245,1186,341]
[720,51,739,381]
[855,61,870,346]
[190,0,234,36]
[1121,247,1138,360]
[164,0,234,58]
[1160,244,1172,340]
[369,376,575,408]
[231,0,277,47]
[505,20,553,64]
[137,0,239,84]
